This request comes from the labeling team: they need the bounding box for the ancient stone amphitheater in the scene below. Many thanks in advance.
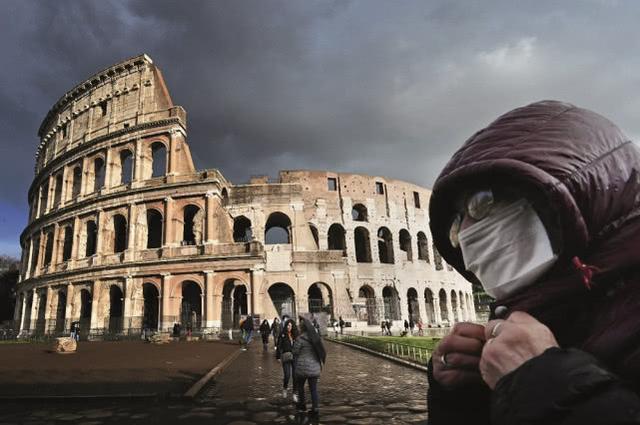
[14,54,474,339]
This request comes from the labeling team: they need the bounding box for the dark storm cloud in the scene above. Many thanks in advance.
[2,0,640,256]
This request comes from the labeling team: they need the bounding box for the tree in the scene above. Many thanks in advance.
[0,256,19,322]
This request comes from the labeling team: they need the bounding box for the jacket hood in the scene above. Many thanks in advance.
[430,100,640,302]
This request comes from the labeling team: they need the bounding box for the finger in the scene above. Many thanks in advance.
[484,319,506,341]
[451,322,486,341]
[437,334,485,356]
[506,311,538,324]
[442,352,481,371]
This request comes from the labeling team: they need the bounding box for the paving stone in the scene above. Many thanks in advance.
[408,405,428,413]
[398,413,428,422]
[84,411,114,419]
[370,411,394,418]
[251,411,279,422]
[347,418,384,425]
[350,400,367,406]
[386,402,410,410]
[322,414,348,422]
[226,410,246,418]
[130,413,150,419]
[345,411,373,418]
[246,400,272,411]
[178,412,215,419]
[53,414,83,421]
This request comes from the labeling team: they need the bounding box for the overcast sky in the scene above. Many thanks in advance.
[1,0,640,258]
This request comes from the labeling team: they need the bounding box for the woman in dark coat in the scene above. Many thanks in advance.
[293,317,327,415]
[427,100,640,424]
[259,319,271,351]
[276,318,298,399]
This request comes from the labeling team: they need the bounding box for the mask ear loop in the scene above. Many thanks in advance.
[572,256,600,290]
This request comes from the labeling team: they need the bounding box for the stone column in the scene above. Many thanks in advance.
[30,288,38,332]
[134,137,143,183]
[71,216,80,264]
[250,268,265,316]
[50,223,60,269]
[125,203,136,261]
[64,284,75,331]
[168,130,177,175]
[418,294,429,326]
[205,192,215,244]
[25,238,34,280]
[45,286,54,334]
[89,282,101,334]
[34,186,42,219]
[433,292,442,326]
[103,147,113,190]
[60,165,69,205]
[80,156,90,196]
[164,197,174,247]
[160,273,172,331]
[19,293,27,334]
[445,290,454,325]
[204,271,215,328]
[46,175,54,213]
[95,209,104,258]
[123,276,133,332]
[399,287,410,323]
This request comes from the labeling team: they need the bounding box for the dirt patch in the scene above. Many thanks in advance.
[0,340,239,397]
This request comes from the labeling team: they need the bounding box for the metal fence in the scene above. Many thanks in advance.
[330,334,434,366]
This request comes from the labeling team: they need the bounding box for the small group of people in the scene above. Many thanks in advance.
[69,321,80,342]
[275,315,327,415]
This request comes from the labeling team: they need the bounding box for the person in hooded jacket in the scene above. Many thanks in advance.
[426,100,640,425]
[259,319,271,351]
[276,318,298,400]
[293,316,327,415]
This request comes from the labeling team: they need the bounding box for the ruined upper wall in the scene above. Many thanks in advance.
[34,54,185,174]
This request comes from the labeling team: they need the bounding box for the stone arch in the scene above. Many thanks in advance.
[399,229,413,261]
[144,209,163,249]
[309,224,319,249]
[23,293,33,332]
[327,223,346,256]
[221,279,248,329]
[53,173,63,207]
[39,181,49,216]
[71,165,82,198]
[451,290,460,322]
[352,203,368,222]
[54,289,67,334]
[113,214,127,253]
[417,232,430,262]
[181,281,202,329]
[382,286,401,321]
[119,149,134,185]
[424,288,436,324]
[407,287,420,323]
[377,227,394,264]
[182,204,203,245]
[44,229,54,266]
[108,285,124,333]
[354,226,372,263]
[307,282,333,317]
[358,285,378,325]
[268,282,296,318]
[233,216,253,242]
[85,220,98,257]
[265,212,291,244]
[438,288,448,322]
[142,283,160,330]
[221,188,229,206]
[93,156,105,192]
[151,141,167,178]
[62,225,73,261]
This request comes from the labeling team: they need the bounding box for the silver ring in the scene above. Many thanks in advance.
[440,353,448,368]
[491,322,503,338]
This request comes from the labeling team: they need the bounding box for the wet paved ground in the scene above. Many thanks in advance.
[0,340,428,424]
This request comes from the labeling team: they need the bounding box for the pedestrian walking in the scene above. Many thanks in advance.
[380,320,387,336]
[417,320,424,336]
[293,317,327,416]
[241,314,254,350]
[260,319,271,351]
[70,321,80,342]
[338,316,345,335]
[409,319,415,335]
[276,318,298,400]
[404,319,409,333]
[386,320,392,336]
[427,100,640,423]
[271,317,281,344]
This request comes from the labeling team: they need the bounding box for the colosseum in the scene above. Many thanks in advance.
[14,54,475,339]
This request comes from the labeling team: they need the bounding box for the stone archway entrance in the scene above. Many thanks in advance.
[222,280,248,329]
[181,281,202,330]
[55,290,67,334]
[108,285,124,334]
[268,283,296,318]
[382,286,401,321]
[143,283,159,331]
[407,288,420,324]
[358,285,378,325]
[307,282,333,318]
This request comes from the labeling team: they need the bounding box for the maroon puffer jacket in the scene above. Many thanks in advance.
[427,100,640,424]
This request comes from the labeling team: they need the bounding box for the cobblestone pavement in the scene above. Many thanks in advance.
[0,340,428,424]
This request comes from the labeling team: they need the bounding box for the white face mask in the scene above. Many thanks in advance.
[458,198,557,300]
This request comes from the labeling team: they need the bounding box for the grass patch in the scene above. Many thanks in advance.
[332,335,440,353]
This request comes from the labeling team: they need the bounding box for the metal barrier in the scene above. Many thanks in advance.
[330,334,432,366]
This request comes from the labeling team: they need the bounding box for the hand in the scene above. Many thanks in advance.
[432,322,486,388]
[480,311,559,389]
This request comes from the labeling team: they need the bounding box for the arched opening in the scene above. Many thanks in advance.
[120,150,133,185]
[309,224,319,249]
[71,166,82,199]
[451,290,459,323]
[352,204,368,221]
[382,286,401,321]
[233,216,253,243]
[39,182,48,216]
[221,188,229,206]
[459,290,466,320]
[181,281,202,330]
[85,221,97,257]
[113,214,127,253]
[378,227,394,264]
[221,280,247,329]
[79,289,92,338]
[94,157,105,192]
[268,282,296,318]
[30,237,40,274]
[307,282,333,317]
[146,209,163,249]
[44,231,54,265]
[424,289,436,324]
[354,227,372,263]
[109,285,123,333]
[55,290,67,334]
[62,226,73,261]
[407,288,420,323]
[36,292,47,334]
[417,232,429,262]
[151,142,167,178]
[54,174,63,207]
[182,205,202,245]
[24,294,33,332]
[358,285,378,325]
[399,229,413,261]
[433,243,444,270]
[439,289,448,322]
[265,212,291,244]
[142,283,159,331]
[328,223,346,256]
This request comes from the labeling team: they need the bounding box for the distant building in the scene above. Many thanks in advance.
[15,55,474,337]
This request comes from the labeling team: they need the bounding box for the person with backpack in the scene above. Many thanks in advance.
[293,317,327,416]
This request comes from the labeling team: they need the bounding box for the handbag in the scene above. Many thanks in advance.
[281,351,294,363]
